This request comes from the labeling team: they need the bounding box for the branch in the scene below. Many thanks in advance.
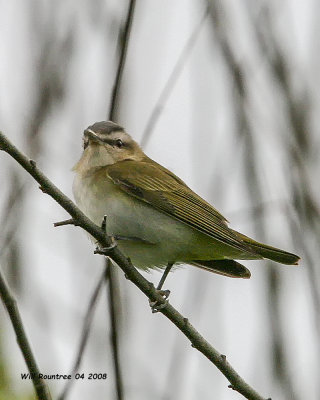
[54,218,77,227]
[0,264,52,400]
[108,0,136,121]
[58,269,106,400]
[105,259,124,400]
[106,2,137,398]
[0,131,270,400]
[140,7,209,148]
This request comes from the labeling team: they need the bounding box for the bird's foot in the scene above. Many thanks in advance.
[94,237,117,256]
[149,289,171,313]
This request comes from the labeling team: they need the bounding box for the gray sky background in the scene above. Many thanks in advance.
[0,1,319,399]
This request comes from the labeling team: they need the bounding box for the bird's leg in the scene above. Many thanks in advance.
[94,215,118,255]
[157,262,174,291]
[150,262,174,313]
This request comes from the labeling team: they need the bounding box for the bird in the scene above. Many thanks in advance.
[72,121,300,284]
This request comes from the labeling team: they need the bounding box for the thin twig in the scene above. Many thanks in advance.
[58,270,106,400]
[108,0,136,122]
[54,218,76,227]
[105,259,124,400]
[0,264,52,400]
[0,131,270,400]
[207,4,299,397]
[249,8,312,397]
[106,2,137,398]
[140,7,209,148]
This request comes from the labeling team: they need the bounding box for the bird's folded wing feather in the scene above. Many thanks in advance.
[106,159,257,254]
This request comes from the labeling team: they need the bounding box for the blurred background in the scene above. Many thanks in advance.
[0,0,319,399]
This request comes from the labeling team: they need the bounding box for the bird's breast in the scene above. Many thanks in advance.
[73,171,160,239]
[73,171,195,268]
[72,170,241,269]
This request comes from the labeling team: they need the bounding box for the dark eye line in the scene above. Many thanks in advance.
[83,134,125,148]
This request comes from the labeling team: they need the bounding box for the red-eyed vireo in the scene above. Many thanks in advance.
[73,121,300,280]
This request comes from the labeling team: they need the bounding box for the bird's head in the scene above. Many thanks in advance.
[73,121,145,173]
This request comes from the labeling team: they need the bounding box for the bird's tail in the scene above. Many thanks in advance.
[234,231,300,265]
[191,232,299,279]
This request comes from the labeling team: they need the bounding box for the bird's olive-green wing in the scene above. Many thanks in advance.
[106,159,257,254]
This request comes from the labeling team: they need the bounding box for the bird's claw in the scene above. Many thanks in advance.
[94,237,117,255]
[149,289,171,313]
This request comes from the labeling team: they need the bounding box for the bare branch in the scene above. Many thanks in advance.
[108,0,136,122]
[106,2,137,397]
[54,218,77,227]
[0,131,270,400]
[140,7,209,148]
[0,264,52,400]
[58,270,106,400]
[105,259,124,400]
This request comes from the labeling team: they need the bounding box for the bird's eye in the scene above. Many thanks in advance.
[115,139,124,148]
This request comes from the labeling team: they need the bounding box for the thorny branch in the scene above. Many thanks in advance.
[0,131,270,400]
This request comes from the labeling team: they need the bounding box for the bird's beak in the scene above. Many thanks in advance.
[84,129,106,144]
[84,128,122,150]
